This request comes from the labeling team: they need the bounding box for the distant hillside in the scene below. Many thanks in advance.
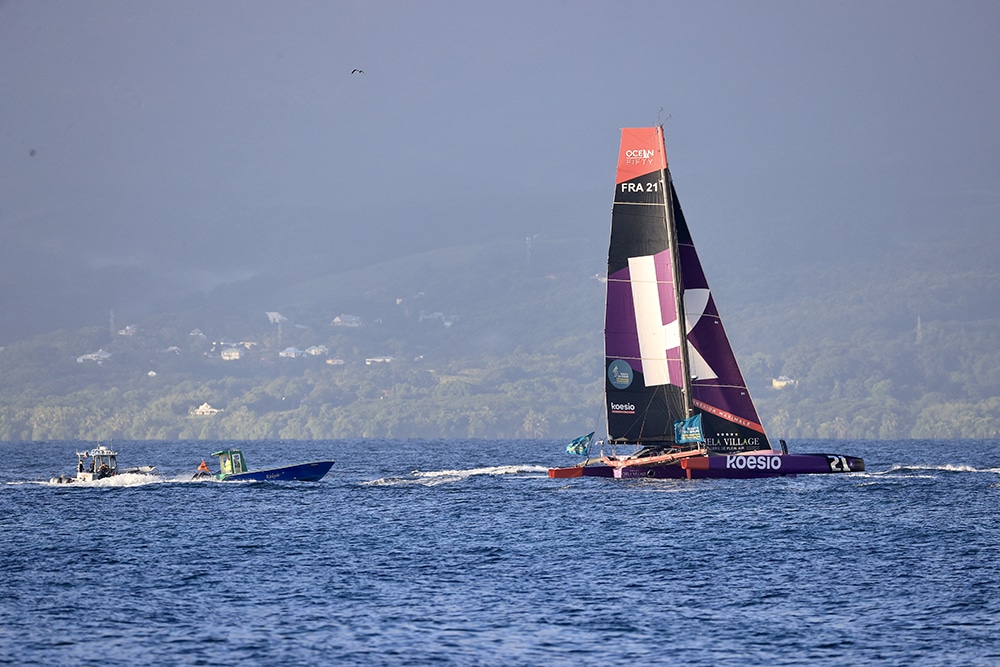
[1,234,999,441]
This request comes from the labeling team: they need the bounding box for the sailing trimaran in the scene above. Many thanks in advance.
[549,126,863,480]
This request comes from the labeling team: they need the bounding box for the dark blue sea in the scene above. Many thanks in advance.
[1,439,998,666]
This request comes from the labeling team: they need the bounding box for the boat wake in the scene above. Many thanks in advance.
[865,463,1000,479]
[35,473,221,488]
[364,464,549,486]
[42,472,167,488]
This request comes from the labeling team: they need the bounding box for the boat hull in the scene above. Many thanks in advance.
[549,453,864,480]
[219,460,334,482]
[50,467,157,484]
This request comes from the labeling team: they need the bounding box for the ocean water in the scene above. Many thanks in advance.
[1,438,998,666]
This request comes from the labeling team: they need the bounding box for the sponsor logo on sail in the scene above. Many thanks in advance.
[624,149,656,166]
[607,360,633,389]
[705,436,762,451]
[610,402,636,414]
[693,400,765,434]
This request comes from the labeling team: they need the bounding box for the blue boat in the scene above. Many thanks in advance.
[199,448,334,482]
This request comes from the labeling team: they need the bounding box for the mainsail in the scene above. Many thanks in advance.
[604,127,768,454]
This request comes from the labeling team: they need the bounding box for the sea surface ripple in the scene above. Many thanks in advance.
[1,439,998,666]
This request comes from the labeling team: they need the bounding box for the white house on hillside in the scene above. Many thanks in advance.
[332,314,363,327]
[77,349,112,364]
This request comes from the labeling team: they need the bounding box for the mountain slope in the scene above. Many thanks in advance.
[1,233,998,441]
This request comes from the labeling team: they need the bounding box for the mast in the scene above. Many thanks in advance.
[659,126,694,420]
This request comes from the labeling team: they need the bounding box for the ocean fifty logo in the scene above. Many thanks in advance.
[624,148,656,166]
[607,360,633,389]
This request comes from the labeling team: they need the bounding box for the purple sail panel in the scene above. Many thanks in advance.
[605,253,682,389]
[672,184,769,450]
[605,265,640,366]
[684,287,746,389]
[652,250,684,388]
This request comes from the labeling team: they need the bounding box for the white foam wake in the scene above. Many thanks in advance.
[873,463,1000,476]
[363,464,549,486]
[44,472,166,488]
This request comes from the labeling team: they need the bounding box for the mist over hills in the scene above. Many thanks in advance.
[0,185,609,343]
[5,161,995,348]
[2,211,999,441]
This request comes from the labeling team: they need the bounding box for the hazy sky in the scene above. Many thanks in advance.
[2,1,998,337]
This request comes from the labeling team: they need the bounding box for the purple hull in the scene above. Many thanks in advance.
[559,453,865,480]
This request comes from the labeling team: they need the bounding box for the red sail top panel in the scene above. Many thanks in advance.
[616,127,669,184]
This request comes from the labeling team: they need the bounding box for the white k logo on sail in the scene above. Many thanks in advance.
[680,288,718,382]
[628,255,676,387]
[628,256,719,387]
[659,287,719,383]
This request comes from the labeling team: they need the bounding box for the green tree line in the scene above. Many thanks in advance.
[2,238,999,442]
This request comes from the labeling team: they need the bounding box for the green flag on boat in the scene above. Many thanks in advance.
[566,432,595,455]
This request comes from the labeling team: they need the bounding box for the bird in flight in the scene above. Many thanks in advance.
[351,68,365,75]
